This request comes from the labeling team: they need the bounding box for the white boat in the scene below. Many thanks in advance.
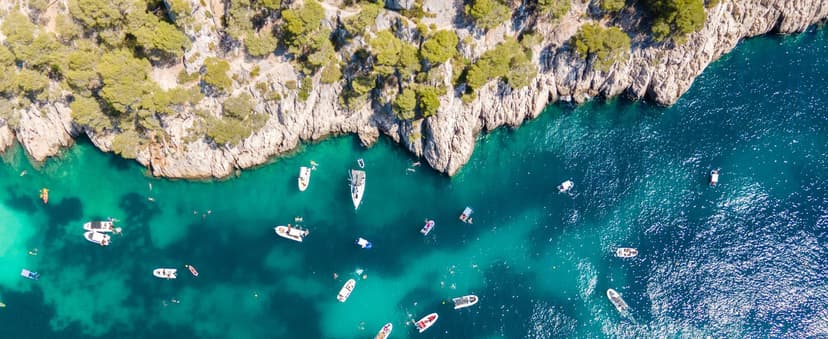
[607,289,629,313]
[83,220,120,233]
[558,180,574,193]
[375,323,392,339]
[349,169,366,209]
[458,207,473,223]
[710,169,719,186]
[84,231,111,246]
[298,166,311,191]
[420,219,435,235]
[357,158,365,169]
[20,269,40,280]
[153,268,177,279]
[615,247,638,258]
[356,237,372,249]
[274,225,309,242]
[452,295,478,309]
[337,278,356,302]
[414,313,438,333]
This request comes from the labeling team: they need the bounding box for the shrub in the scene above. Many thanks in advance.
[415,86,440,117]
[369,30,420,77]
[70,96,111,131]
[111,129,142,159]
[69,0,133,29]
[298,77,313,101]
[537,0,570,19]
[245,31,279,57]
[205,113,268,145]
[465,38,537,90]
[393,88,416,119]
[320,63,342,84]
[420,30,458,65]
[600,0,625,13]
[223,93,253,119]
[344,2,380,35]
[15,68,50,99]
[465,0,511,30]
[177,69,201,84]
[644,0,706,42]
[570,23,631,71]
[96,49,151,113]
[2,11,36,52]
[203,57,232,92]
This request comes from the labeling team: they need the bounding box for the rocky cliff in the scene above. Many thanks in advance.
[0,0,826,178]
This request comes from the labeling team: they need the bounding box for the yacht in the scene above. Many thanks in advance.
[337,278,356,302]
[607,289,629,313]
[274,225,309,242]
[615,247,638,258]
[710,169,719,186]
[298,166,311,192]
[20,269,40,280]
[414,313,438,333]
[458,207,473,224]
[153,268,177,279]
[558,180,574,193]
[83,220,120,233]
[374,323,392,339]
[84,231,111,246]
[349,169,366,209]
[452,295,479,309]
[420,219,435,235]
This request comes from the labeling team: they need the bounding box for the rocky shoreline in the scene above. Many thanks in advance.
[0,0,826,178]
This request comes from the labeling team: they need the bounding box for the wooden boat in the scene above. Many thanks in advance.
[39,188,48,204]
[615,247,638,258]
[452,295,478,309]
[337,278,356,302]
[420,219,435,235]
[374,323,392,339]
[185,264,199,277]
[274,225,309,242]
[414,313,438,333]
[298,166,311,192]
[153,268,177,279]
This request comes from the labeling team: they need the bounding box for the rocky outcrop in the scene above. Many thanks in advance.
[1,0,826,178]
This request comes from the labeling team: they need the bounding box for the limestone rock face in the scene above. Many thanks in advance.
[384,0,415,11]
[1,0,826,178]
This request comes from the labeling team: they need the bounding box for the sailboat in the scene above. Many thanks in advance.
[349,169,366,209]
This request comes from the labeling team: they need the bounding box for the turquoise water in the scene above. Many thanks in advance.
[1,27,827,338]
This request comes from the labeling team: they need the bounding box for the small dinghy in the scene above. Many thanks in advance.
[374,323,392,339]
[185,264,199,277]
[274,225,309,242]
[710,169,719,186]
[558,180,574,193]
[84,231,111,246]
[615,247,638,258]
[414,313,438,333]
[458,207,473,224]
[337,278,356,302]
[20,269,40,280]
[420,219,435,235]
[452,295,479,309]
[356,237,372,249]
[153,268,177,279]
[357,158,365,169]
[298,166,311,192]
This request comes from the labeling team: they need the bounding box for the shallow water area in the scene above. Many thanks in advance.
[0,27,826,338]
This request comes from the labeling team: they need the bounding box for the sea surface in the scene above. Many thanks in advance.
[1,27,827,338]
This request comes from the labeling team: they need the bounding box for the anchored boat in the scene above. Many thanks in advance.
[458,207,473,224]
[420,219,435,235]
[558,180,574,193]
[274,225,309,242]
[710,169,719,186]
[607,289,629,313]
[298,166,311,192]
[452,295,479,309]
[355,237,372,249]
[83,220,121,233]
[414,313,438,333]
[349,169,366,209]
[153,268,177,279]
[374,323,392,339]
[20,269,40,280]
[39,188,48,204]
[185,264,199,277]
[337,278,356,302]
[84,231,111,246]
[615,247,638,258]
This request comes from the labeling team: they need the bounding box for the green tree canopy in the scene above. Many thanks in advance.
[420,30,459,65]
[465,38,537,90]
[369,30,420,78]
[96,49,151,113]
[202,57,232,92]
[644,0,706,42]
[70,96,111,132]
[570,23,631,71]
[223,93,253,119]
[600,0,625,13]
[465,0,511,30]
[537,0,571,19]
[68,0,133,30]
[393,88,417,119]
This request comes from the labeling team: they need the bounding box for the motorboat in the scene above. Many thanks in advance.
[349,169,366,209]
[374,323,392,339]
[414,313,438,333]
[39,188,48,204]
[357,158,365,169]
[452,295,478,309]
[185,264,199,277]
[558,180,574,193]
[83,220,120,233]
[274,225,309,242]
[84,231,111,246]
[337,278,356,302]
[356,237,372,249]
[298,166,311,192]
[458,207,473,224]
[20,269,40,280]
[615,247,638,258]
[710,169,719,186]
[420,219,435,235]
[607,289,629,313]
[153,268,177,279]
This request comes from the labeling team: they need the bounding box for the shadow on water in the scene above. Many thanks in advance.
[3,186,38,213]
[43,197,84,227]
[118,193,162,228]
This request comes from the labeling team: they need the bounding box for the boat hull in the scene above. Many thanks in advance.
[415,313,438,333]
[615,247,638,258]
[374,323,392,339]
[452,295,478,309]
[607,289,629,313]
[349,170,366,209]
[337,279,356,302]
[420,220,435,235]
[274,226,308,242]
[153,268,177,279]
[298,167,311,192]
[84,231,110,246]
